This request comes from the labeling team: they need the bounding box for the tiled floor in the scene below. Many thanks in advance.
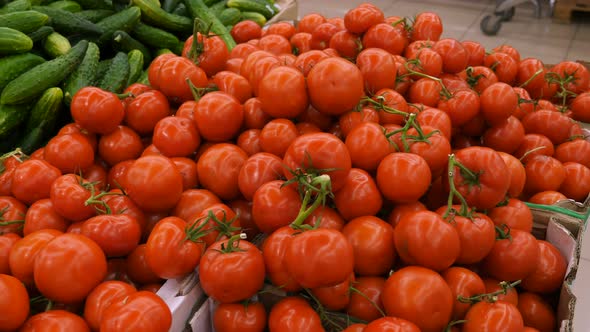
[297,0,590,65]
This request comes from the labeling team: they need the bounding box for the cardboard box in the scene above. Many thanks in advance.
[156,270,207,332]
[266,0,298,25]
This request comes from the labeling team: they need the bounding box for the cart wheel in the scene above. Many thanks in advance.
[480,15,502,36]
[498,6,516,21]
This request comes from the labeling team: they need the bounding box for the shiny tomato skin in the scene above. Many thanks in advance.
[199,238,265,303]
[50,174,95,222]
[489,198,533,232]
[285,228,354,289]
[83,280,137,331]
[345,122,394,172]
[152,116,200,158]
[377,152,432,203]
[483,278,519,306]
[0,273,29,331]
[157,56,208,104]
[484,51,518,84]
[311,274,353,311]
[571,92,590,122]
[346,276,386,322]
[259,66,308,119]
[560,162,590,201]
[44,133,95,174]
[11,159,61,205]
[125,155,184,213]
[463,301,524,332]
[382,266,453,332]
[437,88,480,127]
[555,139,590,168]
[517,292,556,332]
[8,229,62,287]
[524,155,566,194]
[483,229,540,281]
[521,240,567,294]
[529,191,567,205]
[124,90,171,136]
[432,38,469,74]
[387,201,427,227]
[171,189,221,223]
[267,296,325,332]
[514,134,555,164]
[341,324,366,332]
[363,317,421,332]
[411,12,443,41]
[521,109,574,145]
[213,71,253,103]
[480,82,518,126]
[126,244,162,285]
[231,20,262,44]
[34,233,107,304]
[342,216,395,276]
[498,151,526,198]
[197,143,248,201]
[259,118,298,158]
[333,168,383,221]
[187,203,240,247]
[100,291,172,332]
[194,91,244,142]
[344,5,384,34]
[261,226,301,292]
[20,310,91,332]
[441,267,486,320]
[213,301,267,332]
[238,152,284,201]
[0,233,20,274]
[81,214,141,257]
[483,116,525,154]
[71,87,125,135]
[356,48,397,93]
[462,40,485,66]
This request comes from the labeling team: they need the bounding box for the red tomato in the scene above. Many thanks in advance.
[529,191,567,205]
[377,152,432,203]
[238,153,283,201]
[259,66,308,119]
[11,159,61,205]
[342,324,367,332]
[356,48,397,93]
[50,174,95,222]
[345,122,394,172]
[483,278,519,306]
[387,201,427,227]
[34,233,107,303]
[555,139,590,168]
[333,168,383,221]
[290,32,312,54]
[408,48,442,78]
[307,57,364,116]
[187,203,240,247]
[346,276,385,322]
[81,214,141,257]
[124,90,171,136]
[484,51,518,84]
[382,266,453,332]
[158,56,208,104]
[480,82,518,126]
[100,291,171,332]
[463,301,524,332]
[0,273,29,331]
[406,125,452,177]
[437,88,480,127]
[338,107,380,138]
[550,61,590,94]
[483,229,540,281]
[184,34,229,77]
[416,107,452,141]
[152,116,200,158]
[560,162,590,201]
[231,20,262,44]
[213,301,267,332]
[8,229,61,286]
[261,226,301,292]
[268,297,324,332]
[98,126,143,166]
[432,38,469,74]
[298,13,327,33]
[521,240,567,294]
[459,66,499,94]
[514,133,555,163]
[498,152,526,198]
[171,157,199,190]
[344,5,384,34]
[524,155,566,194]
[363,317,421,332]
[462,40,485,66]
[571,92,590,122]
[408,78,442,107]
[84,280,137,331]
[342,216,394,276]
[71,87,125,135]
[194,91,244,142]
[310,22,343,50]
[199,237,265,303]
[329,30,362,58]
[212,71,252,103]
[411,12,443,41]
[517,292,556,332]
[258,34,291,55]
[44,133,95,174]
[172,189,221,223]
[0,233,20,274]
[125,155,183,212]
[363,23,407,56]
[311,274,353,311]
[441,267,486,320]
[126,244,162,285]
[20,310,90,332]
[197,143,248,201]
[237,129,262,156]
[483,116,525,153]
[489,198,533,232]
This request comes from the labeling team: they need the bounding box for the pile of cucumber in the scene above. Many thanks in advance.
[0,0,281,153]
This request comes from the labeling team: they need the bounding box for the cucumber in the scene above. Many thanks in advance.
[132,0,193,33]
[218,7,240,25]
[97,52,130,93]
[126,49,144,86]
[43,31,71,58]
[131,22,181,52]
[184,0,236,50]
[0,0,31,14]
[74,0,112,10]
[240,11,265,26]
[209,0,226,17]
[0,103,30,139]
[155,48,173,55]
[112,30,152,63]
[1,40,88,105]
[137,69,149,85]
[95,58,113,83]
[63,42,100,105]
[171,2,187,16]
[32,6,104,36]
[162,0,180,12]
[0,53,45,91]
[95,6,141,46]
[204,0,221,5]
[0,11,49,34]
[47,0,81,12]
[20,87,63,153]
[227,0,275,19]
[74,9,114,23]
[27,25,53,42]
[0,27,33,55]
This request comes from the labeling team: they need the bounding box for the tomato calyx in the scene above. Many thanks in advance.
[457,280,521,304]
[303,288,367,331]
[444,154,479,220]
[403,60,452,99]
[82,184,122,215]
[197,209,242,243]
[462,66,486,90]
[186,78,218,101]
[362,95,407,117]
[0,148,28,173]
[216,233,248,254]
[494,224,512,241]
[388,113,440,152]
[545,71,578,108]
[287,173,333,232]
[184,218,213,243]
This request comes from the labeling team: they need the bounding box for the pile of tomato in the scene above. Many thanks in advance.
[1,2,590,332]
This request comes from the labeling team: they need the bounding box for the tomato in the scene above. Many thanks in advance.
[514,134,555,163]
[394,210,460,271]
[479,82,518,126]
[0,233,19,274]
[571,92,590,122]
[517,292,556,332]
[406,125,451,177]
[411,12,442,41]
[342,324,367,332]
[258,67,308,119]
[126,244,161,285]
[344,276,385,322]
[298,13,327,33]
[100,291,171,332]
[311,274,353,311]
[197,143,248,201]
[21,310,90,332]
[258,34,291,55]
[483,229,539,281]
[432,38,469,74]
[81,214,141,257]
[285,228,353,288]
[231,20,262,43]
[157,56,208,104]
[124,90,171,136]
[462,40,485,66]
[176,100,198,122]
[404,40,434,59]
[49,174,95,222]
[484,51,518,84]
[289,32,312,55]
[382,266,453,332]
[44,133,95,174]
[342,216,394,276]
[229,44,258,62]
[194,92,244,142]
[550,61,590,94]
[172,189,221,222]
[517,58,546,95]
[304,205,345,230]
[310,22,342,50]
[555,139,590,168]
[463,301,524,332]
[408,78,442,107]
[408,48,442,78]
[185,34,229,77]
[522,110,574,145]
[560,162,590,201]
[441,267,485,320]
[261,226,300,292]
[459,66,498,94]
[8,229,61,287]
[483,278,519,306]
[254,180,302,234]
[364,317,421,332]
[345,122,393,172]
[283,133,351,192]
[10,159,58,205]
[435,88,478,127]
[71,87,125,135]
[213,301,266,332]
[212,71,252,103]
[377,152,432,203]
[151,116,201,158]
[329,30,361,58]
[170,157,199,191]
[333,168,383,221]
[97,126,143,167]
[498,153,526,199]
[483,116,525,153]
[489,198,533,232]
[145,216,203,279]
[104,258,132,284]
[307,57,364,116]
[344,4,384,34]
[339,107,380,138]
[446,147,510,209]
[237,129,262,156]
[268,296,324,332]
[387,201,426,227]
[188,203,240,247]
[524,155,566,194]
[416,107,452,141]
[34,233,107,303]
[237,153,283,201]
[513,87,535,119]
[529,191,567,205]
[84,280,137,331]
[356,48,397,94]
[0,274,29,331]
[57,123,98,151]
[521,240,567,293]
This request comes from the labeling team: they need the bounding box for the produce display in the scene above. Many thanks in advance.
[0,0,590,331]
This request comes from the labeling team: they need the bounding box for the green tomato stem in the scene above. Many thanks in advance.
[457,280,521,304]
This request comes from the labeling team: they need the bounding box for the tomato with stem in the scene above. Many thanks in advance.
[184,33,229,77]
[463,300,524,332]
[304,205,346,230]
[311,274,353,311]
[50,174,96,222]
[514,134,555,163]
[483,278,519,306]
[441,267,486,320]
[346,276,386,322]
[437,88,480,127]
[84,280,137,331]
[483,228,540,281]
[157,56,208,104]
[188,203,240,247]
[484,51,518,84]
[489,198,533,232]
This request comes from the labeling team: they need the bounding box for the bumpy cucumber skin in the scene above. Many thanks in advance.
[112,30,152,63]
[131,22,181,51]
[27,25,53,42]
[0,103,31,140]
[0,0,31,14]
[63,41,100,105]
[0,10,49,34]
[47,0,82,12]
[32,6,104,36]
[126,49,145,86]
[43,31,71,58]
[97,52,130,93]
[184,0,236,50]
[20,87,63,153]
[132,0,193,33]
[95,6,141,46]
[74,9,115,23]
[0,53,45,91]
[0,27,33,54]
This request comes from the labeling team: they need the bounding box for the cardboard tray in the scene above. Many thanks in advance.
[266,0,298,25]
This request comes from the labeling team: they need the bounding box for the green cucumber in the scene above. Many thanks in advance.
[137,69,149,85]
[132,0,193,32]
[32,6,104,36]
[240,11,265,26]
[74,9,115,23]
[63,41,99,104]
[226,0,275,19]
[1,40,88,105]
[131,22,182,52]
[0,0,31,14]
[218,7,240,25]
[112,30,152,63]
[184,0,236,50]
[20,87,63,153]
[47,0,81,12]
[95,6,141,46]
[162,0,180,12]
[204,0,221,5]
[209,0,226,17]
[126,49,144,86]
[0,53,45,91]
[155,48,173,55]
[171,2,187,16]
[74,0,112,10]
[0,103,30,139]
[0,10,49,34]
[43,31,71,58]
[97,52,129,93]
[95,58,113,83]
[0,27,33,55]
[27,25,54,42]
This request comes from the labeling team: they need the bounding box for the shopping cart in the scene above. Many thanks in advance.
[480,0,555,35]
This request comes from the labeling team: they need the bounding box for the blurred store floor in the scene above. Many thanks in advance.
[297,0,590,64]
